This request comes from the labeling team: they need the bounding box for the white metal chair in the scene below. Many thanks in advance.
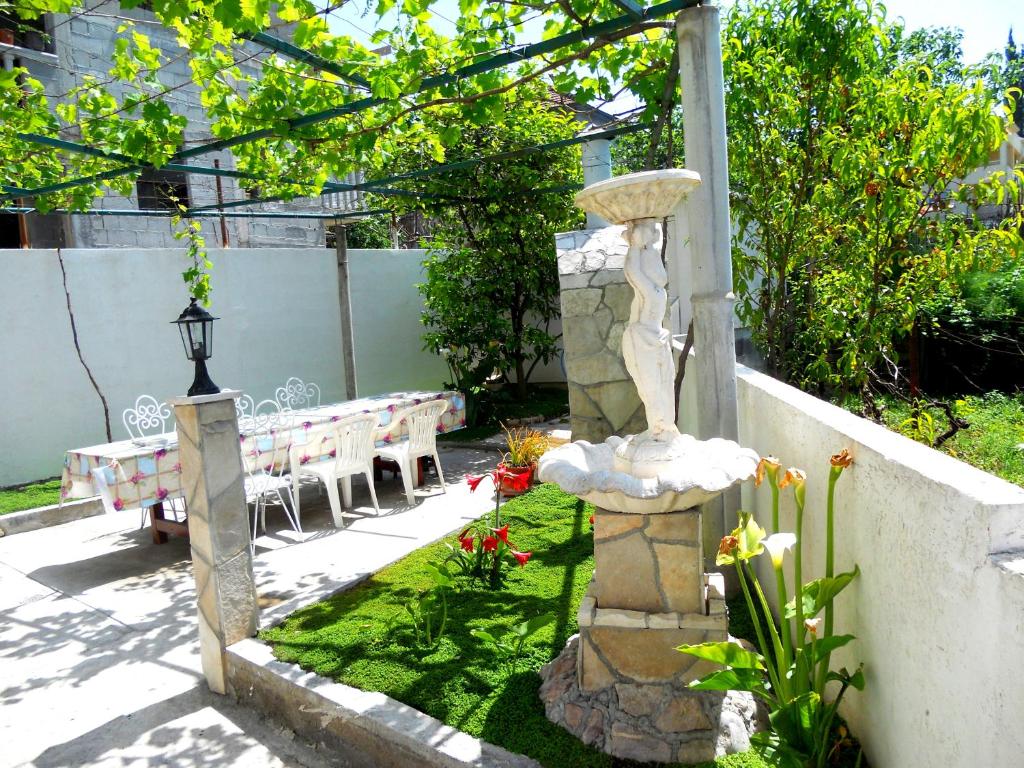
[122,395,172,439]
[290,412,380,528]
[242,399,298,549]
[376,399,448,506]
[121,395,181,526]
[235,393,256,430]
[275,377,321,411]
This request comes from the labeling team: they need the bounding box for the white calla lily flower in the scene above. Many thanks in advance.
[762,533,797,568]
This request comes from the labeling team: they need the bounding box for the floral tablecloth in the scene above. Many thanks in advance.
[61,390,465,511]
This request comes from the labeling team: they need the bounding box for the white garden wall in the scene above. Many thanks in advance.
[347,249,450,396]
[0,247,457,487]
[682,362,1024,768]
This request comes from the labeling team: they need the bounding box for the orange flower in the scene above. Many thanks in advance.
[755,456,781,487]
[718,535,739,558]
[830,449,853,469]
[778,467,807,489]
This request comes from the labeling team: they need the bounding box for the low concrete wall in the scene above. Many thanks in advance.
[226,639,538,768]
[0,496,105,536]
[681,363,1024,768]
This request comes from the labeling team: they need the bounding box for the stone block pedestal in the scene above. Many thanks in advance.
[171,390,258,695]
[539,506,757,764]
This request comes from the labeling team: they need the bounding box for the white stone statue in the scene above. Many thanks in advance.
[621,218,676,441]
[539,169,759,512]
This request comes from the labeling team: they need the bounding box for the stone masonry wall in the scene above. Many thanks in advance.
[556,227,644,443]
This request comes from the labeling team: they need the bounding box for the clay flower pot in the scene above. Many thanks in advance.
[0,29,16,46]
[497,462,534,497]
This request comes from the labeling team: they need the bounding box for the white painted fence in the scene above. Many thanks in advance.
[0,247,454,487]
[682,362,1024,768]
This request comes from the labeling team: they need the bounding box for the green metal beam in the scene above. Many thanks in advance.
[239,31,370,88]
[179,0,694,160]
[610,0,645,20]
[11,132,359,195]
[7,0,693,199]
[1,206,389,220]
[352,123,646,190]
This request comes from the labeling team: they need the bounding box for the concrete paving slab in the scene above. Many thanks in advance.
[0,447,496,768]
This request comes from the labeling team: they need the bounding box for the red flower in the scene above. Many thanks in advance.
[467,475,488,492]
[512,551,532,567]
[493,525,510,545]
[482,536,499,553]
[589,514,595,526]
[460,535,475,552]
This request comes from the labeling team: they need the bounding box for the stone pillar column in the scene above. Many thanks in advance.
[676,6,741,565]
[581,136,613,228]
[170,390,258,695]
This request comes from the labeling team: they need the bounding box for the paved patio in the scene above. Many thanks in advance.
[0,447,497,768]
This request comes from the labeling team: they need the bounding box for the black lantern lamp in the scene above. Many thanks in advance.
[172,298,221,397]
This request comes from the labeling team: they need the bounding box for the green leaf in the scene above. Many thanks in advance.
[677,641,765,670]
[513,612,555,639]
[469,628,499,645]
[811,633,856,664]
[769,692,821,753]
[784,566,860,618]
[688,667,768,695]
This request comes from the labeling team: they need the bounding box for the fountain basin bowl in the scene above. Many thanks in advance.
[538,434,758,515]
[573,169,702,225]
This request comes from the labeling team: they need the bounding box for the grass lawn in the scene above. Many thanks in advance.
[0,478,62,515]
[877,392,1024,486]
[262,484,772,768]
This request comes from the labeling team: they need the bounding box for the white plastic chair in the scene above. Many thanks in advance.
[122,395,172,439]
[376,399,448,506]
[275,377,321,412]
[290,413,380,528]
[242,399,298,549]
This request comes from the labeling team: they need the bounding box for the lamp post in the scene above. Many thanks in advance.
[172,297,220,397]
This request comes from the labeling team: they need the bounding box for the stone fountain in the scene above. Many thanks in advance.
[537,170,761,764]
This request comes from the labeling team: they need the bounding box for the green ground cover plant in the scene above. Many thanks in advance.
[878,392,1024,486]
[262,484,772,768]
[0,479,62,515]
[438,385,568,442]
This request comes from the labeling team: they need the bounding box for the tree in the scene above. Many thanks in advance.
[724,0,1021,402]
[396,83,583,401]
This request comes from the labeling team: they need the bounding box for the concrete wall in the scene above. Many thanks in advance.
[680,362,1024,768]
[348,249,449,397]
[0,246,459,487]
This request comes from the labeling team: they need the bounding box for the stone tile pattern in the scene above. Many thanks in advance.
[556,227,645,443]
[593,507,705,614]
[174,395,258,694]
[540,635,760,764]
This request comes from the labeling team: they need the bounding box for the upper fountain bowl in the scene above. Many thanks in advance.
[574,169,702,224]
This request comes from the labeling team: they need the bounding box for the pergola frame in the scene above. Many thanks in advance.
[2,0,699,221]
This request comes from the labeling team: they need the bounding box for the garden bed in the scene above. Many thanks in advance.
[261,484,770,767]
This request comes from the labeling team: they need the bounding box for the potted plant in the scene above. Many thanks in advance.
[497,424,549,496]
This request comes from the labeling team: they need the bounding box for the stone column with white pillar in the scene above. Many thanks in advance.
[675,4,742,566]
[170,389,258,695]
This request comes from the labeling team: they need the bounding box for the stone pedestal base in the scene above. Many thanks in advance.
[577,573,728,692]
[540,634,760,764]
[539,501,760,763]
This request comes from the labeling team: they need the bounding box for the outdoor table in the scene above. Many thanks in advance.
[60,390,466,543]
